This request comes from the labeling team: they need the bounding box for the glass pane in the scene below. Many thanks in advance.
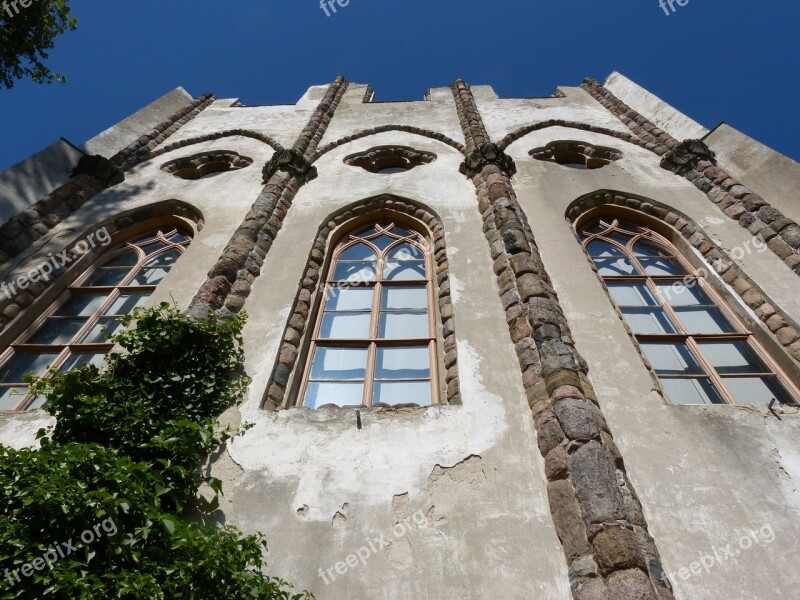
[310,347,368,380]
[338,243,377,261]
[634,241,672,258]
[27,395,48,410]
[640,257,685,276]
[620,308,677,334]
[101,250,139,267]
[82,268,130,287]
[384,261,426,281]
[333,261,377,283]
[699,342,769,375]
[661,378,725,405]
[168,231,191,244]
[304,382,364,409]
[640,342,705,376]
[373,381,432,406]
[674,307,734,334]
[356,227,379,238]
[60,352,106,372]
[81,318,124,343]
[142,241,167,256]
[376,346,430,379]
[382,286,428,310]
[54,293,108,317]
[0,353,57,383]
[324,287,373,312]
[379,312,429,339]
[28,318,86,344]
[133,267,170,285]
[144,248,182,267]
[106,292,151,315]
[387,243,424,261]
[586,240,624,257]
[389,227,411,237]
[723,377,792,405]
[592,257,637,276]
[319,313,371,339]
[607,282,658,307]
[656,282,709,306]
[370,235,397,250]
[0,386,28,410]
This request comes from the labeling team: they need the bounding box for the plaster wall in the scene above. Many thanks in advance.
[706,123,800,224]
[604,71,709,141]
[0,139,84,223]
[81,87,194,157]
[501,121,800,600]
[2,79,800,600]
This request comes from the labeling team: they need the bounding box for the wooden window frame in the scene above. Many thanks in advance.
[581,217,800,406]
[297,219,441,409]
[0,226,192,411]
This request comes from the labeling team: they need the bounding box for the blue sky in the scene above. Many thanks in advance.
[0,0,798,172]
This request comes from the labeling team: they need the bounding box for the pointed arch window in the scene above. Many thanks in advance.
[0,227,191,410]
[581,217,796,406]
[300,221,439,409]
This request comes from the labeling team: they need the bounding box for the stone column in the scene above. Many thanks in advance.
[452,79,675,600]
[189,77,349,317]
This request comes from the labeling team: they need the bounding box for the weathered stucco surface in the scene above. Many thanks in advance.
[2,74,800,599]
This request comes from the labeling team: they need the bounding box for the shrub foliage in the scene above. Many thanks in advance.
[0,305,310,599]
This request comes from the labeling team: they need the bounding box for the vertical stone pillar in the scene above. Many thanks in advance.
[452,80,674,600]
[189,77,349,317]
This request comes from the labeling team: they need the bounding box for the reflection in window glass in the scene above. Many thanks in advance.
[582,218,795,406]
[0,226,191,410]
[302,220,439,408]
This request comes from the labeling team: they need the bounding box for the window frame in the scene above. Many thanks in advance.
[296,218,442,409]
[0,222,193,411]
[579,215,800,407]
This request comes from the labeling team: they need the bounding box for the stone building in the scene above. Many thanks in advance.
[1,71,800,599]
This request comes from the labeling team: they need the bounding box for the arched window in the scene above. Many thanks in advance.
[299,220,438,409]
[0,227,191,410]
[581,217,796,406]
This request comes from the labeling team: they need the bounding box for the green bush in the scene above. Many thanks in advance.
[0,305,311,599]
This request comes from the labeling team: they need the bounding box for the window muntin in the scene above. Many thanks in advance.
[581,218,795,406]
[0,228,191,411]
[301,221,437,409]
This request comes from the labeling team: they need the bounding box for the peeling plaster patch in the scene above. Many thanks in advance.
[387,492,414,570]
[199,232,235,250]
[448,272,464,304]
[386,536,413,570]
[703,216,725,226]
[425,455,486,525]
[229,341,506,523]
[392,493,410,522]
[0,411,54,449]
[332,503,349,529]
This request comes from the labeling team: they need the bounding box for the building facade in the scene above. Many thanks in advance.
[1,72,800,599]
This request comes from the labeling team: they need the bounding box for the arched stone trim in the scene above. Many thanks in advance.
[566,191,800,367]
[262,195,461,410]
[0,200,202,335]
[161,150,254,180]
[0,93,215,267]
[498,120,650,152]
[311,125,466,161]
[133,129,284,170]
[580,78,800,275]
